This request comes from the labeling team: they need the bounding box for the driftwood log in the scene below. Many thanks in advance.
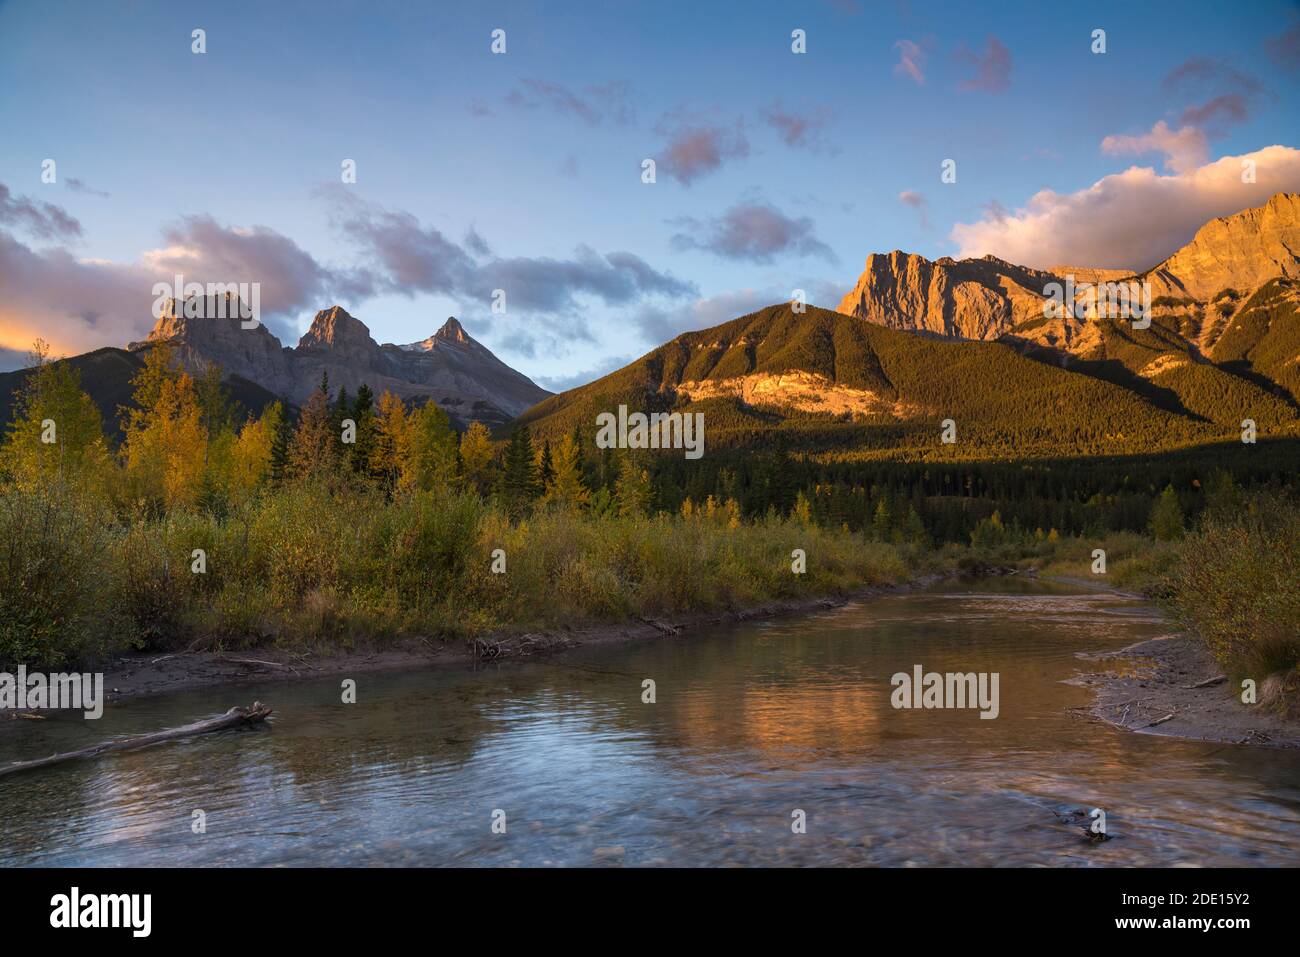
[0,702,272,779]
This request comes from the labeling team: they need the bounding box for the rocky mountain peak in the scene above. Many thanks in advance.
[435,316,471,344]
[297,306,377,351]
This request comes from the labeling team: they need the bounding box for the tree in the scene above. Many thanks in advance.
[503,426,539,509]
[372,391,409,489]
[459,421,494,494]
[536,440,555,491]
[119,342,207,510]
[1,341,111,494]
[543,433,589,508]
[348,384,377,476]
[228,401,282,503]
[1150,484,1185,541]
[286,389,336,481]
[615,452,653,517]
[405,401,458,491]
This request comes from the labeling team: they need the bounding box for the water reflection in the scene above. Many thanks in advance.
[1,579,1297,866]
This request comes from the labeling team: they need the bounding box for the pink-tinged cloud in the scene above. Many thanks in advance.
[893,40,926,85]
[1265,22,1300,70]
[955,36,1011,93]
[656,112,750,186]
[950,145,1300,271]
[1101,121,1209,175]
[898,190,930,228]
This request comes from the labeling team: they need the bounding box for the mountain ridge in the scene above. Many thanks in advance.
[129,302,550,428]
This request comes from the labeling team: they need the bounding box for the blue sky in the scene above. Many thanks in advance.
[1,0,1297,386]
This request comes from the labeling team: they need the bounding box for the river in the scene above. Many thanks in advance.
[2,579,1297,866]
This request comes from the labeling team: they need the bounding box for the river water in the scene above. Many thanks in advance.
[2,579,1297,867]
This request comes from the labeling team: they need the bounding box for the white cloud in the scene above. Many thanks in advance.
[950,144,1300,270]
[1100,120,1209,174]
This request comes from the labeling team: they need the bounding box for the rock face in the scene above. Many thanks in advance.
[131,305,549,427]
[837,192,1300,356]
[1141,192,1300,301]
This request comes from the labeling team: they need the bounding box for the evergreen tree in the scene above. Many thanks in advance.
[503,426,539,509]
[286,389,336,481]
[536,440,555,490]
[349,383,376,476]
[1150,484,1185,541]
[615,452,653,517]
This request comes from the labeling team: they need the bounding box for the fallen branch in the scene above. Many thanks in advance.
[1146,712,1176,728]
[0,702,272,779]
[1185,674,1227,689]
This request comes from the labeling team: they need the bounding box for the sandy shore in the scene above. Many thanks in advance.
[1073,633,1300,748]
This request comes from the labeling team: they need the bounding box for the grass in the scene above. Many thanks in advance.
[0,480,909,669]
[3,478,1295,721]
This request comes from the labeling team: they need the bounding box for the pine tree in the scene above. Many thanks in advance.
[615,452,653,517]
[286,389,336,481]
[349,383,376,476]
[536,440,555,490]
[1150,484,1185,541]
[503,426,538,509]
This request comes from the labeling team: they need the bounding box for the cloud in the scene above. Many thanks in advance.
[955,36,1012,93]
[320,188,696,351]
[66,177,110,198]
[1101,120,1209,174]
[0,187,379,356]
[898,190,930,228]
[533,354,636,392]
[1162,57,1266,134]
[949,144,1300,270]
[0,183,82,241]
[760,100,834,152]
[0,230,146,360]
[893,39,927,85]
[143,215,374,340]
[669,202,836,264]
[504,78,634,126]
[1265,22,1300,69]
[631,278,847,345]
[655,111,749,185]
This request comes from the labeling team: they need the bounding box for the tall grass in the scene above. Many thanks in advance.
[0,481,909,668]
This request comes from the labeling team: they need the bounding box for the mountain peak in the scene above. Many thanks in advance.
[298,306,376,351]
[435,316,471,344]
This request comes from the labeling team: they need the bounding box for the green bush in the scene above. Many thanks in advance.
[0,484,119,668]
[1172,494,1300,679]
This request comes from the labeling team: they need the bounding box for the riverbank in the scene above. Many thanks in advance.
[3,578,939,715]
[1073,633,1300,749]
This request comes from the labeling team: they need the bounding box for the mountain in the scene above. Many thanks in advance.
[516,195,1300,459]
[130,302,549,428]
[838,193,1300,359]
[514,302,1299,460]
